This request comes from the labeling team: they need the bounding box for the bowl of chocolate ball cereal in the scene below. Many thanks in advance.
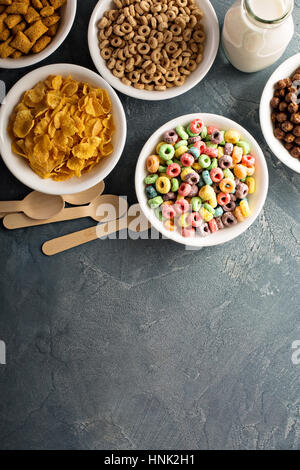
[260,53,300,174]
[0,0,77,69]
[88,0,220,101]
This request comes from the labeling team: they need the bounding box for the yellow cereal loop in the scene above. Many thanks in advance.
[155,176,171,194]
[181,167,194,181]
[245,177,255,194]
[156,141,166,154]
[178,214,189,228]
[225,129,241,144]
[199,184,215,201]
[175,145,188,158]
[200,206,214,222]
[246,166,255,176]
[192,162,202,171]
[240,200,251,218]
[217,146,224,159]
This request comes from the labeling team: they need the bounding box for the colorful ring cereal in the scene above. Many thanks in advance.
[143,117,257,238]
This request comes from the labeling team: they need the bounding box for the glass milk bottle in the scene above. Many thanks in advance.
[222,0,294,73]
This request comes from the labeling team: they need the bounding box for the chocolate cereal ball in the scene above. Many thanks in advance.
[290,146,300,158]
[293,125,300,137]
[288,102,298,114]
[274,128,285,139]
[276,112,288,122]
[291,113,300,124]
[279,101,288,112]
[284,133,295,143]
[270,97,280,108]
[281,121,294,132]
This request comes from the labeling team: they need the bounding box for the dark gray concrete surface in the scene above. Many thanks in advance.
[0,0,299,450]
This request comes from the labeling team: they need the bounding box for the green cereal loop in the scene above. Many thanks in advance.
[159,143,175,161]
[191,197,202,212]
[173,159,183,167]
[155,207,166,221]
[237,140,251,155]
[166,160,174,166]
[203,203,215,215]
[175,139,188,149]
[148,196,163,209]
[207,158,218,171]
[159,165,167,173]
[206,142,218,149]
[201,126,207,139]
[199,154,211,169]
[187,124,198,137]
[223,168,234,180]
[240,178,246,182]
[144,174,159,185]
[176,125,189,140]
[171,178,180,192]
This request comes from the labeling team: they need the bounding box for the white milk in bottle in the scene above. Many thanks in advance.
[222,0,294,73]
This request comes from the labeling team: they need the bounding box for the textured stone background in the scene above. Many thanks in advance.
[0,0,299,450]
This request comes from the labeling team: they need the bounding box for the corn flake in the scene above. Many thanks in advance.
[9,74,115,180]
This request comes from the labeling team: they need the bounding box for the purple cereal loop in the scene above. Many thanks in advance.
[188,136,201,144]
[230,193,237,202]
[163,129,178,144]
[211,130,223,145]
[222,212,238,227]
[215,217,224,230]
[235,183,249,200]
[197,223,210,237]
[223,201,236,212]
[185,172,200,185]
[163,192,176,201]
[224,143,234,155]
[219,155,233,169]
[188,184,199,197]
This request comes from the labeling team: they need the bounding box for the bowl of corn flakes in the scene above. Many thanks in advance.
[0,63,127,194]
[0,0,77,69]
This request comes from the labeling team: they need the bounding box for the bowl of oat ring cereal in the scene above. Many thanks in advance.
[260,53,300,174]
[0,0,77,69]
[88,0,220,101]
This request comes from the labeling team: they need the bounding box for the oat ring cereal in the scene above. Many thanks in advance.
[97,0,206,92]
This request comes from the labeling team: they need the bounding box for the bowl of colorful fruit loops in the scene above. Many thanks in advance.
[135,114,269,247]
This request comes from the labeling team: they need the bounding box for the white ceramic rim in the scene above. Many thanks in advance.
[135,113,269,247]
[0,63,127,195]
[88,0,220,101]
[0,0,77,69]
[260,52,300,174]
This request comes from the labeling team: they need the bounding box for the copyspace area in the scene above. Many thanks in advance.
[0,0,299,451]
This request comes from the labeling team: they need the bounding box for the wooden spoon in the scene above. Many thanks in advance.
[3,194,128,229]
[0,192,64,220]
[1,181,105,222]
[42,212,151,256]
[63,180,105,205]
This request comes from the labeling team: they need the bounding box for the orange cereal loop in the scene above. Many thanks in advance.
[246,165,255,176]
[232,146,243,165]
[219,178,236,194]
[164,219,176,232]
[234,164,248,179]
[234,206,245,222]
[146,155,160,173]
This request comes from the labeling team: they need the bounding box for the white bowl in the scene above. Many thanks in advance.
[0,63,127,195]
[88,0,219,101]
[135,113,269,247]
[260,53,300,174]
[0,0,77,69]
